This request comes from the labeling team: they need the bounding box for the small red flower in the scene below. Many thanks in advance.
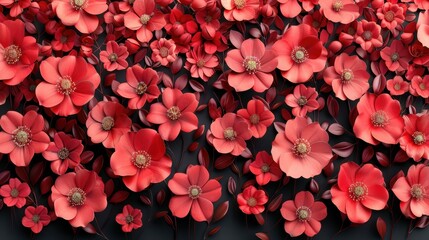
[150,38,177,66]
[399,114,429,161]
[376,2,405,31]
[100,41,129,72]
[185,46,219,82]
[22,206,51,234]
[51,28,77,52]
[237,99,275,138]
[0,178,30,208]
[380,40,411,72]
[249,151,282,186]
[115,204,143,232]
[237,185,268,214]
[319,0,359,24]
[285,84,319,117]
[410,75,429,98]
[0,0,31,17]
[386,76,409,96]
[355,20,383,52]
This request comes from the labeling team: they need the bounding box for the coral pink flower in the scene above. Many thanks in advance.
[86,101,132,148]
[237,99,275,138]
[117,65,161,110]
[272,24,327,83]
[51,28,77,52]
[115,204,143,232]
[42,132,84,175]
[52,0,108,34]
[278,0,301,18]
[36,56,101,116]
[386,76,409,96]
[272,117,332,179]
[0,111,49,166]
[0,20,39,86]
[376,2,405,30]
[185,46,219,82]
[178,0,206,10]
[51,169,107,227]
[110,129,172,192]
[150,38,177,66]
[22,206,51,234]
[399,114,429,161]
[319,0,359,24]
[168,165,222,222]
[221,0,259,21]
[355,20,383,52]
[146,88,199,141]
[323,53,370,101]
[280,191,327,237]
[124,0,166,43]
[0,0,30,17]
[331,162,389,223]
[249,151,282,186]
[210,113,252,156]
[100,41,129,72]
[285,84,319,117]
[417,10,429,48]
[0,178,30,208]
[392,164,429,219]
[225,38,277,92]
[415,0,429,10]
[237,185,268,214]
[353,93,404,145]
[195,7,221,38]
[380,40,411,72]
[410,75,429,98]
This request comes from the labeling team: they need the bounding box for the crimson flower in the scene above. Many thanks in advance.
[237,185,268,215]
[115,204,143,232]
[237,99,275,138]
[249,151,282,186]
[399,114,429,161]
[0,178,30,208]
[285,84,319,117]
[22,206,51,234]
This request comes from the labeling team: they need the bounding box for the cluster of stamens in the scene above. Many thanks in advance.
[362,31,373,41]
[167,106,181,121]
[410,184,425,200]
[249,114,260,125]
[297,96,308,106]
[223,127,237,141]
[348,182,368,201]
[135,82,147,95]
[370,110,388,127]
[12,126,32,147]
[234,0,246,9]
[247,197,257,207]
[108,53,118,62]
[67,188,86,206]
[390,52,399,62]
[293,138,311,157]
[140,14,151,25]
[132,151,152,169]
[296,206,311,221]
[291,46,309,63]
[58,147,70,160]
[188,185,202,199]
[70,0,87,10]
[101,116,115,131]
[341,69,354,83]
[242,56,260,74]
[412,131,426,145]
[384,11,395,22]
[57,76,76,95]
[3,45,22,64]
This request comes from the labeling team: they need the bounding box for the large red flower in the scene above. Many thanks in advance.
[353,93,404,145]
[399,114,429,161]
[36,56,101,116]
[331,162,389,224]
[168,165,222,222]
[272,117,332,179]
[110,129,172,192]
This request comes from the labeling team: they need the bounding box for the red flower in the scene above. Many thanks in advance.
[237,99,275,138]
[355,20,383,52]
[150,38,177,66]
[22,206,51,234]
[185,46,219,82]
[353,93,404,145]
[124,0,166,43]
[221,0,259,21]
[195,7,221,38]
[410,75,429,98]
[249,151,282,186]
[117,65,161,110]
[0,110,49,166]
[110,129,172,192]
[0,178,30,208]
[146,88,199,141]
[0,0,31,17]
[115,204,143,232]
[51,28,77,52]
[225,38,278,92]
[380,40,411,72]
[272,117,332,179]
[0,20,39,86]
[273,24,327,83]
[285,84,319,117]
[280,191,327,237]
[168,165,222,222]
[392,164,429,219]
[376,2,405,31]
[319,0,359,24]
[331,162,389,223]
[86,101,132,148]
[386,76,409,96]
[51,169,107,228]
[237,185,268,214]
[399,114,429,161]
[210,113,252,156]
[52,0,108,34]
[36,56,101,116]
[100,41,129,72]
[323,53,370,101]
[42,132,84,175]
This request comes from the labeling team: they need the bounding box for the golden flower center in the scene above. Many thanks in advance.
[363,31,373,40]
[125,215,134,224]
[411,184,425,200]
[371,110,388,127]
[101,116,115,131]
[293,138,311,157]
[188,185,202,199]
[298,96,308,106]
[247,197,257,207]
[159,47,169,58]
[223,127,237,141]
[391,52,399,62]
[167,106,181,121]
[132,151,152,168]
[296,206,311,221]
[384,11,395,22]
[291,47,309,63]
[13,126,32,147]
[261,164,270,173]
[58,147,70,160]
[348,182,368,201]
[312,20,320,28]
[71,0,87,9]
[32,215,40,223]
[332,0,343,12]
[140,14,151,25]
[10,188,19,198]
[108,53,118,62]
[234,0,246,9]
[341,69,354,82]
[205,15,213,23]
[413,131,426,145]
[196,59,205,68]
[419,83,426,90]
[394,83,401,91]
[249,114,260,124]
[67,188,86,206]
[243,56,260,74]
[4,45,22,64]
[57,76,76,95]
[136,82,147,95]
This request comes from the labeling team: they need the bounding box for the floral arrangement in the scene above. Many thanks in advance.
[0,0,429,239]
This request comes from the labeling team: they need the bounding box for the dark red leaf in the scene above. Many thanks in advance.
[242,159,252,174]
[373,75,386,95]
[309,179,319,194]
[208,98,221,119]
[332,142,354,158]
[157,189,166,205]
[376,217,387,240]
[140,195,152,206]
[394,149,409,163]
[376,152,390,167]
[321,190,332,200]
[255,232,269,240]
[189,79,204,92]
[220,91,238,113]
[362,146,374,163]
[213,201,229,223]
[214,155,234,170]
[92,156,104,174]
[109,191,129,203]
[171,58,183,74]
[390,170,405,189]
[265,87,276,104]
[160,72,173,88]
[40,176,53,195]
[268,194,283,212]
[328,123,345,136]
[134,48,147,64]
[15,167,29,183]
[229,30,244,49]
[163,214,175,229]
[83,223,97,234]
[416,216,429,229]
[193,125,205,140]
[255,214,265,225]
[0,171,10,185]
[327,95,339,118]
[30,162,45,185]
[207,226,221,237]
[104,179,114,198]
[198,148,210,168]
[174,74,188,90]
[80,151,94,164]
[273,122,285,133]
[227,177,236,195]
